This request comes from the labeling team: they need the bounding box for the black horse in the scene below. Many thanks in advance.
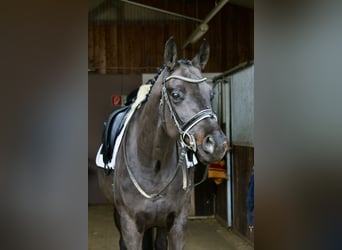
[97,37,228,250]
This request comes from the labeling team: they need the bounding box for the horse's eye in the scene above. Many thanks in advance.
[171,91,183,102]
[171,92,180,99]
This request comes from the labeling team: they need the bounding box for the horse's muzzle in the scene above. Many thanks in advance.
[197,131,228,164]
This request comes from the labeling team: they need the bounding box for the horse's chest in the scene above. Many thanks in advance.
[134,197,188,231]
[140,195,188,215]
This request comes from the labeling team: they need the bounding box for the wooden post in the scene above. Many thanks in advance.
[88,25,94,70]
[94,25,106,74]
[105,24,118,74]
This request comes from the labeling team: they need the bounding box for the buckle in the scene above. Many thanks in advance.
[181,132,197,152]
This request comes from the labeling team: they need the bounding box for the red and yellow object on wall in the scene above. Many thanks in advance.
[208,160,227,185]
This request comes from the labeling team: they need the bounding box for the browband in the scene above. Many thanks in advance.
[165,75,207,83]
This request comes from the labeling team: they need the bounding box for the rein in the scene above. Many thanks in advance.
[122,128,188,200]
[122,67,217,200]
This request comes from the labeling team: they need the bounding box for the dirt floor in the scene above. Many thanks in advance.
[89,205,253,250]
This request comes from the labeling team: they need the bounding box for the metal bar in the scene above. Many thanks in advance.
[188,215,215,220]
[202,0,230,24]
[226,79,233,228]
[182,0,230,48]
[181,23,209,49]
[212,61,254,82]
[120,0,203,22]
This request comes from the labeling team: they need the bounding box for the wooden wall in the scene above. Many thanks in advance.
[232,145,254,241]
[88,2,253,74]
[194,164,217,216]
[216,180,228,222]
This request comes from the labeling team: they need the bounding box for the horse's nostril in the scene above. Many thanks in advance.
[223,140,231,152]
[203,135,215,154]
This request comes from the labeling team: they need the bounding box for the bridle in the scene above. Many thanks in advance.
[160,74,217,153]
[123,66,217,200]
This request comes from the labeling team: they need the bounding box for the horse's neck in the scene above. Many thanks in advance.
[130,81,176,167]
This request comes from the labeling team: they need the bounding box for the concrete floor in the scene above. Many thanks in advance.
[89,205,253,250]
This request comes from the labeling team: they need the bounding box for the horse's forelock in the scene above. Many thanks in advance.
[173,62,203,82]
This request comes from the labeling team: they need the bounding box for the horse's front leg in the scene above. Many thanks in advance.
[113,208,127,250]
[119,212,143,250]
[155,228,168,250]
[167,214,187,250]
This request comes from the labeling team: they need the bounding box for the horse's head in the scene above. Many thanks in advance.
[160,37,228,164]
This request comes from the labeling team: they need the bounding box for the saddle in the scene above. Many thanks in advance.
[101,105,130,167]
[100,89,139,169]
[97,86,153,174]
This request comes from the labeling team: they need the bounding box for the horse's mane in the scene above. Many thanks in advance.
[125,60,194,107]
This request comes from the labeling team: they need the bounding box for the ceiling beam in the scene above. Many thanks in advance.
[120,0,203,23]
[182,0,230,49]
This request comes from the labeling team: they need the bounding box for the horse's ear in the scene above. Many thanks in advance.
[164,36,178,70]
[192,39,210,70]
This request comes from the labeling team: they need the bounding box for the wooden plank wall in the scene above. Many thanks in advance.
[216,180,228,222]
[232,145,254,242]
[88,2,253,74]
[194,164,217,216]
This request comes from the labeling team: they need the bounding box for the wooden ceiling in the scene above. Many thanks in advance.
[88,0,254,74]
[89,0,253,23]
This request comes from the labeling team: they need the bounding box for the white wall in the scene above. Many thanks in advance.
[229,65,254,146]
